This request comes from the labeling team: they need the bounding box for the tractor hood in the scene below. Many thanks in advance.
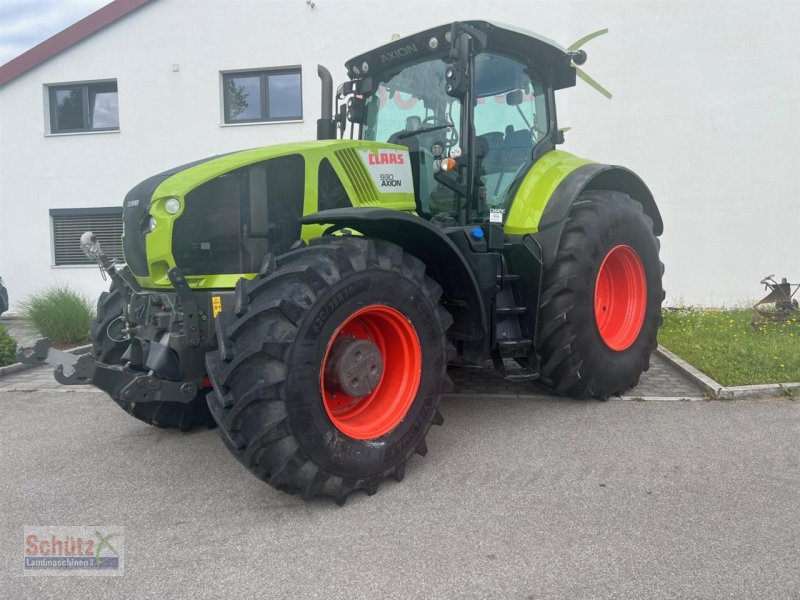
[122,140,416,289]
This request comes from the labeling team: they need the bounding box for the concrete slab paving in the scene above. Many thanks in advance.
[1,352,705,399]
[449,352,705,399]
[0,389,797,599]
[0,365,97,393]
[0,316,41,348]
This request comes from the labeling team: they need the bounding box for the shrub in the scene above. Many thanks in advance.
[0,324,15,367]
[21,285,94,345]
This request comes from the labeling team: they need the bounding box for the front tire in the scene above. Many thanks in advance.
[206,237,453,504]
[89,284,128,365]
[536,191,664,398]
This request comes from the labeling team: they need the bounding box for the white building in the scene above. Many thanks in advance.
[1,0,798,310]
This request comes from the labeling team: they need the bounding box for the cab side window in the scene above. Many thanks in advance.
[473,53,548,209]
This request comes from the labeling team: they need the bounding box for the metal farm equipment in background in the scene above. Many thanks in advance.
[752,275,799,329]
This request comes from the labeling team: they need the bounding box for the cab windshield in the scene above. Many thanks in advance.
[363,53,549,220]
[364,58,462,216]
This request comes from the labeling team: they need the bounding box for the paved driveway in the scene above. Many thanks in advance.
[1,386,798,599]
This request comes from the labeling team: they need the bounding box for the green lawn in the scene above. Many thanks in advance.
[659,308,800,387]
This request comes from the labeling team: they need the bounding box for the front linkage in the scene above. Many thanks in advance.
[17,338,198,403]
[17,233,210,413]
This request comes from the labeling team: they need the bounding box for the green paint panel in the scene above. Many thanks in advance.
[134,140,415,289]
[504,150,593,235]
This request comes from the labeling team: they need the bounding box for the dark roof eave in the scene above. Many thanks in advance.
[0,0,155,88]
[346,20,576,91]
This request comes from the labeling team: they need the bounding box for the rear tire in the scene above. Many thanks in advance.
[89,283,214,431]
[536,191,664,398]
[206,237,453,504]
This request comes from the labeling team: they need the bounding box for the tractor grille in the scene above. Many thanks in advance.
[334,148,379,204]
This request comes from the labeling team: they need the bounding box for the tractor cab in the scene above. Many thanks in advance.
[336,21,577,224]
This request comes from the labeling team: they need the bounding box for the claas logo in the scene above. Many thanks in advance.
[367,151,405,165]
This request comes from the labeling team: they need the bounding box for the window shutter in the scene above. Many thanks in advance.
[51,210,124,266]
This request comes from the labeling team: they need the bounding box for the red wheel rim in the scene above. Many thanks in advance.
[594,245,647,351]
[320,305,422,440]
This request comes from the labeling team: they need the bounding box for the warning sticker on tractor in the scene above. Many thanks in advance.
[212,296,222,318]
[357,149,413,194]
[489,208,505,224]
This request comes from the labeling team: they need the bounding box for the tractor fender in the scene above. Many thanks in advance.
[535,163,663,264]
[299,208,488,342]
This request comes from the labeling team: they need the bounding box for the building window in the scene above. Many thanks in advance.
[50,208,123,266]
[47,80,119,134]
[222,68,302,124]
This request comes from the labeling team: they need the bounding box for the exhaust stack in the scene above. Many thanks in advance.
[317,64,336,140]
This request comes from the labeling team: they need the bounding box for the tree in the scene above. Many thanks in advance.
[226,79,250,119]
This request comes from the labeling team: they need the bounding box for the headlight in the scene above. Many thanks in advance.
[164,197,181,215]
[147,216,157,233]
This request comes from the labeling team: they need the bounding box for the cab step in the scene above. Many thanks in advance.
[497,338,533,357]
[491,349,540,381]
[502,370,540,382]
[497,273,520,284]
[496,306,527,316]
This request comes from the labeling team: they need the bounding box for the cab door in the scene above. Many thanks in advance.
[472,53,550,217]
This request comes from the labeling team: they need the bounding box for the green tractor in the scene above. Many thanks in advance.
[21,21,663,504]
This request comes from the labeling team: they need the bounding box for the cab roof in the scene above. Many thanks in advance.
[345,20,576,91]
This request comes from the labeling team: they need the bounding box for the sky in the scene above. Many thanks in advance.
[0,0,110,65]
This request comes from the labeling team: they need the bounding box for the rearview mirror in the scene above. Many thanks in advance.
[506,89,523,106]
